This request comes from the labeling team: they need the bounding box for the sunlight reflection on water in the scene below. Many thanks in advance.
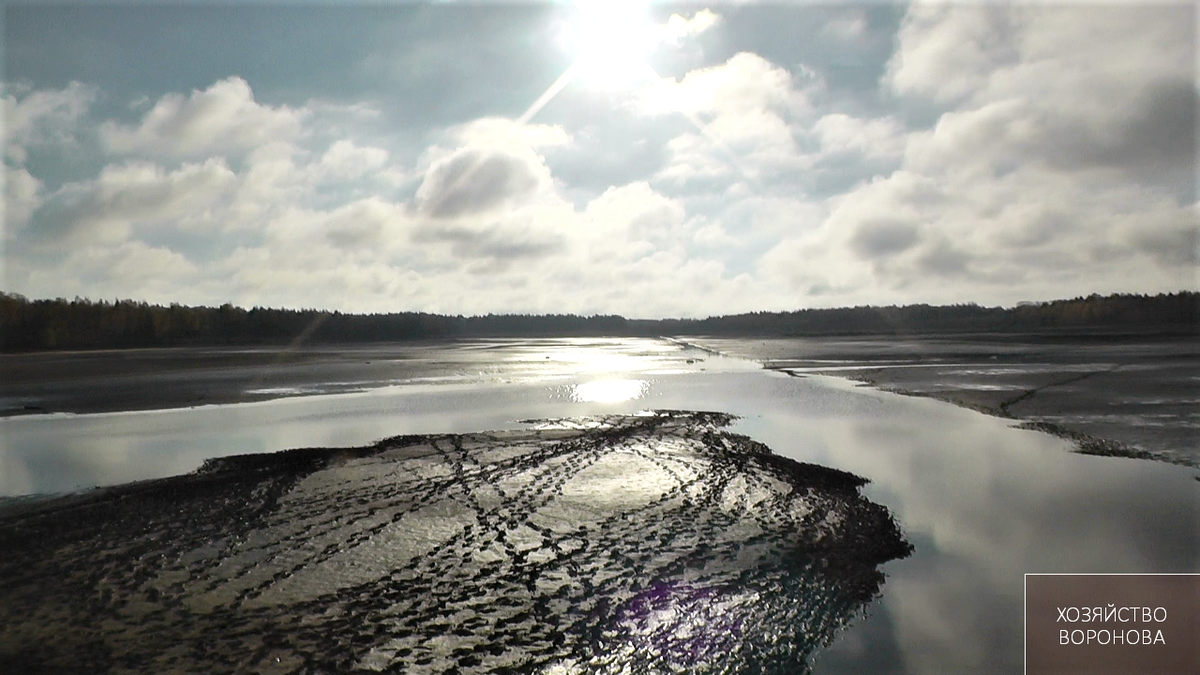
[0,338,1195,674]
[570,378,649,403]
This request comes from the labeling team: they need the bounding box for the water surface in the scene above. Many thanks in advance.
[687,335,1200,466]
[1,338,1195,673]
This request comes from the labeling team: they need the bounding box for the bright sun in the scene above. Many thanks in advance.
[522,1,707,123]
[565,0,660,89]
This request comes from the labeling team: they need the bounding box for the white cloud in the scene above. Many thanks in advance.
[661,9,721,43]
[3,166,43,231]
[692,221,741,250]
[101,240,200,285]
[203,244,420,312]
[758,4,1198,307]
[7,68,767,316]
[416,210,568,268]
[583,181,686,257]
[408,119,573,252]
[885,5,1017,105]
[639,52,809,118]
[641,51,905,197]
[18,240,199,304]
[2,81,96,164]
[638,53,823,189]
[100,77,306,158]
[9,5,1194,318]
[260,197,412,264]
[891,5,1195,182]
[812,114,904,161]
[451,117,572,151]
[762,164,1197,307]
[316,140,389,181]
[32,159,238,245]
[415,146,553,219]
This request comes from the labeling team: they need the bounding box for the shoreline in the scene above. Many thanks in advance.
[5,336,1195,469]
[671,337,1198,469]
[780,369,1170,466]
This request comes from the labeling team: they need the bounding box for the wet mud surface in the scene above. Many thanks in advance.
[0,411,911,674]
[0,339,744,418]
[0,343,498,416]
[689,336,1199,467]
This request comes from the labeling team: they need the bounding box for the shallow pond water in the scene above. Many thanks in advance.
[1,338,1196,673]
[689,336,1200,467]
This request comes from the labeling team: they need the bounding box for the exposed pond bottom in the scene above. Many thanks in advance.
[0,410,910,674]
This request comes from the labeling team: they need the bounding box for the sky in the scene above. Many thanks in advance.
[2,1,1197,318]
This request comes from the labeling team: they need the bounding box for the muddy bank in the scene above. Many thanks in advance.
[0,343,481,416]
[682,336,1199,468]
[0,339,739,418]
[0,411,911,674]
[804,372,1164,463]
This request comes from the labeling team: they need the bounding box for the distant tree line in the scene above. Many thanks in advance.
[639,292,1199,338]
[0,291,1195,352]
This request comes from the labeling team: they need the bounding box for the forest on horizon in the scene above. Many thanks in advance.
[1,291,1196,352]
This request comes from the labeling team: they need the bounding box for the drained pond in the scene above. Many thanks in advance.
[1,338,1196,673]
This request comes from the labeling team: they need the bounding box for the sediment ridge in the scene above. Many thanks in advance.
[0,410,911,674]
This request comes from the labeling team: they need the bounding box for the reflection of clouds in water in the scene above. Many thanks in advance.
[788,393,1200,673]
[571,379,648,403]
[20,432,141,494]
[0,451,33,496]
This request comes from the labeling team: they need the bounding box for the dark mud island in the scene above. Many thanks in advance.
[0,411,911,674]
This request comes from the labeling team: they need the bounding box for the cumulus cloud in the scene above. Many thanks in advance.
[584,182,685,252]
[100,77,305,158]
[31,159,237,245]
[398,178,736,314]
[8,5,1194,317]
[638,53,824,189]
[812,114,904,161]
[16,240,199,304]
[259,197,411,259]
[763,165,1197,306]
[339,118,578,267]
[893,5,1196,188]
[760,4,1198,307]
[849,218,920,260]
[315,140,389,181]
[885,5,1018,105]
[416,215,566,266]
[3,167,43,230]
[639,52,810,118]
[2,81,95,164]
[415,146,551,219]
[661,9,721,43]
[639,50,906,200]
[692,221,741,250]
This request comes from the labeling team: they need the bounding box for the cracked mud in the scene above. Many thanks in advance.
[0,411,911,674]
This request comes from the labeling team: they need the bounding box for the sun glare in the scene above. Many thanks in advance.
[564,0,660,89]
[521,2,712,124]
[571,378,650,403]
